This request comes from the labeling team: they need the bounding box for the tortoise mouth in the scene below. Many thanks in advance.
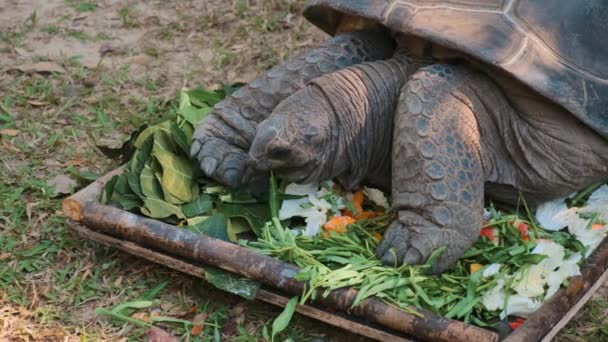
[273,163,319,183]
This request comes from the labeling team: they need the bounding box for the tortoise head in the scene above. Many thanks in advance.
[248,86,348,184]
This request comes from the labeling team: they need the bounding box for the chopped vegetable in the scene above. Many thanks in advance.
[508,317,526,330]
[323,216,356,237]
[479,227,499,245]
[344,190,364,217]
[102,100,608,331]
[363,186,390,209]
[482,264,501,277]
[470,263,484,274]
[517,223,528,237]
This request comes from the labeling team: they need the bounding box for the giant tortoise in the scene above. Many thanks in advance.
[191,0,608,272]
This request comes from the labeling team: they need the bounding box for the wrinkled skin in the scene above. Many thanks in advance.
[191,31,395,189]
[192,32,608,273]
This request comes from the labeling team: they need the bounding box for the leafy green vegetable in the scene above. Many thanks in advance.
[186,213,229,241]
[98,86,596,331]
[204,267,260,300]
[271,297,298,341]
[141,198,185,219]
[182,194,213,217]
[153,146,197,203]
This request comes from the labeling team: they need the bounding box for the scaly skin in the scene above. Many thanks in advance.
[251,59,608,273]
[194,24,608,271]
[249,53,419,190]
[377,65,486,273]
[190,31,395,188]
[378,64,608,272]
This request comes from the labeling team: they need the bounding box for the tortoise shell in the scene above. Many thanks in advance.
[304,0,608,138]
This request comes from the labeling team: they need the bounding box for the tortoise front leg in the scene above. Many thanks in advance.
[377,65,488,273]
[191,31,395,188]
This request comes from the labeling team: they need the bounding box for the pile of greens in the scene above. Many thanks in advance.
[245,193,584,327]
[101,86,268,298]
[101,88,598,331]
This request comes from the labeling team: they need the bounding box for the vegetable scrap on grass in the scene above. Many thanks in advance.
[97,87,608,338]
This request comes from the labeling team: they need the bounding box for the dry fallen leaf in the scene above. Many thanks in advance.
[145,327,178,342]
[63,158,87,167]
[11,61,65,74]
[0,129,20,137]
[47,174,78,196]
[190,324,204,336]
[131,311,151,322]
[25,201,37,222]
[27,100,47,107]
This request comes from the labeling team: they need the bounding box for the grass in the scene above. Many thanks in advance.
[0,0,606,341]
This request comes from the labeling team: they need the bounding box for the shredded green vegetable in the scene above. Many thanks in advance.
[243,195,585,328]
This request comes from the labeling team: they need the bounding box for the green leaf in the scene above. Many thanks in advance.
[110,300,155,314]
[141,280,170,300]
[219,203,270,237]
[141,198,185,219]
[130,135,154,174]
[118,194,142,211]
[133,121,171,149]
[106,174,134,207]
[271,297,298,340]
[127,136,154,197]
[262,325,270,342]
[94,308,150,328]
[187,215,210,226]
[204,267,260,300]
[65,166,100,182]
[140,164,164,200]
[101,175,119,204]
[227,217,253,242]
[188,88,224,107]
[96,124,148,163]
[170,121,192,155]
[126,171,143,199]
[153,132,197,203]
[269,173,279,219]
[152,126,178,153]
[178,105,212,126]
[423,246,447,269]
[182,194,213,217]
[186,213,229,241]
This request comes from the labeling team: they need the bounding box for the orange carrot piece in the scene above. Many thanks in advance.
[323,216,356,237]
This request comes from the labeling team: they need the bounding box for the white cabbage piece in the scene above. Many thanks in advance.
[580,185,608,219]
[279,182,347,237]
[363,186,390,209]
[482,208,493,221]
[279,198,326,237]
[481,279,506,311]
[544,253,582,299]
[502,295,542,318]
[535,186,608,255]
[535,197,576,231]
[532,239,565,277]
[565,212,607,256]
[483,264,501,278]
[511,240,566,298]
[284,183,318,196]
[512,264,546,298]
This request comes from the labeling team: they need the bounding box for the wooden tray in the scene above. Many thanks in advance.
[62,167,608,342]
